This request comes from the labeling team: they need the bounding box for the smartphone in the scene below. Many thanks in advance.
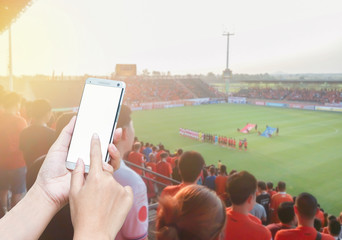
[65,78,125,173]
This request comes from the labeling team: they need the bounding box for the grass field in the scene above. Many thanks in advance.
[132,103,342,215]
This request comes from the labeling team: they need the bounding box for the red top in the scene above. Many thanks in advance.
[127,151,145,175]
[224,207,271,240]
[215,175,228,201]
[146,162,156,172]
[0,113,27,169]
[155,150,165,162]
[275,226,334,240]
[270,193,293,223]
[156,160,172,185]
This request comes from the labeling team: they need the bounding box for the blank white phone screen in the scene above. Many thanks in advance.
[66,83,123,166]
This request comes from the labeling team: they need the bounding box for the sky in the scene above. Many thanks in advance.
[0,0,341,76]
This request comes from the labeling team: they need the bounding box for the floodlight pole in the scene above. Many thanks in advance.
[8,25,13,91]
[223,32,234,70]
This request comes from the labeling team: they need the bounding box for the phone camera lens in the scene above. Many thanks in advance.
[117,83,120,86]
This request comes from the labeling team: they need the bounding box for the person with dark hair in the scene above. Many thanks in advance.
[266,202,297,239]
[156,144,165,162]
[314,218,322,232]
[170,148,183,169]
[0,92,27,213]
[204,166,216,191]
[171,159,182,183]
[270,181,293,223]
[215,164,228,202]
[323,215,338,234]
[328,219,341,239]
[160,151,205,198]
[267,182,277,198]
[157,185,226,240]
[275,192,334,240]
[257,181,271,224]
[224,171,271,239]
[113,105,148,240]
[19,99,55,169]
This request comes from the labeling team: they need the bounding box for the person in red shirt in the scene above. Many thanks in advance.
[146,153,157,172]
[161,151,205,198]
[169,148,183,169]
[266,201,297,239]
[315,206,326,227]
[215,164,228,202]
[156,152,172,192]
[155,145,165,162]
[244,139,248,151]
[270,181,293,223]
[224,171,272,240]
[267,182,277,198]
[127,142,145,175]
[275,192,334,240]
[0,92,27,213]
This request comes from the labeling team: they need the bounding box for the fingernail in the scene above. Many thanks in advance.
[93,133,99,139]
[76,158,83,166]
[110,144,117,151]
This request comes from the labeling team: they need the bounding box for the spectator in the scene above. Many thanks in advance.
[170,148,183,169]
[270,181,293,223]
[224,171,271,240]
[267,202,297,239]
[113,105,148,240]
[19,99,55,169]
[204,166,216,191]
[316,205,326,227]
[267,181,277,198]
[0,92,27,213]
[127,142,145,175]
[257,181,271,224]
[156,185,226,240]
[142,142,152,162]
[161,151,205,198]
[156,152,172,192]
[323,215,338,234]
[146,153,157,172]
[314,218,322,232]
[171,159,182,183]
[328,219,341,240]
[275,192,334,240]
[215,164,228,202]
[250,202,267,224]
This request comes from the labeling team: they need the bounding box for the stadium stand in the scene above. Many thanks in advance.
[232,87,342,104]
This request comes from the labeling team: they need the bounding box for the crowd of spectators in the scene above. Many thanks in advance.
[123,78,225,104]
[1,85,341,239]
[233,87,342,104]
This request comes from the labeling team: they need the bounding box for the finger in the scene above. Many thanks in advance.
[102,162,114,175]
[113,128,122,145]
[51,116,76,150]
[108,143,121,171]
[89,133,103,173]
[70,158,85,194]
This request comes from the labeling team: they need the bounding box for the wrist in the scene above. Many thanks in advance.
[74,230,111,240]
[29,183,60,214]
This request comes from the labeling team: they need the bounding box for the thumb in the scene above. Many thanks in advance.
[71,158,85,194]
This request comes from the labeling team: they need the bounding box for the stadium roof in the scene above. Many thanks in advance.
[0,0,33,34]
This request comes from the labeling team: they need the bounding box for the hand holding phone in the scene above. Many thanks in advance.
[70,134,133,240]
[66,78,125,173]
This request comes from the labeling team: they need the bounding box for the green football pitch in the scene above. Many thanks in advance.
[132,103,342,215]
